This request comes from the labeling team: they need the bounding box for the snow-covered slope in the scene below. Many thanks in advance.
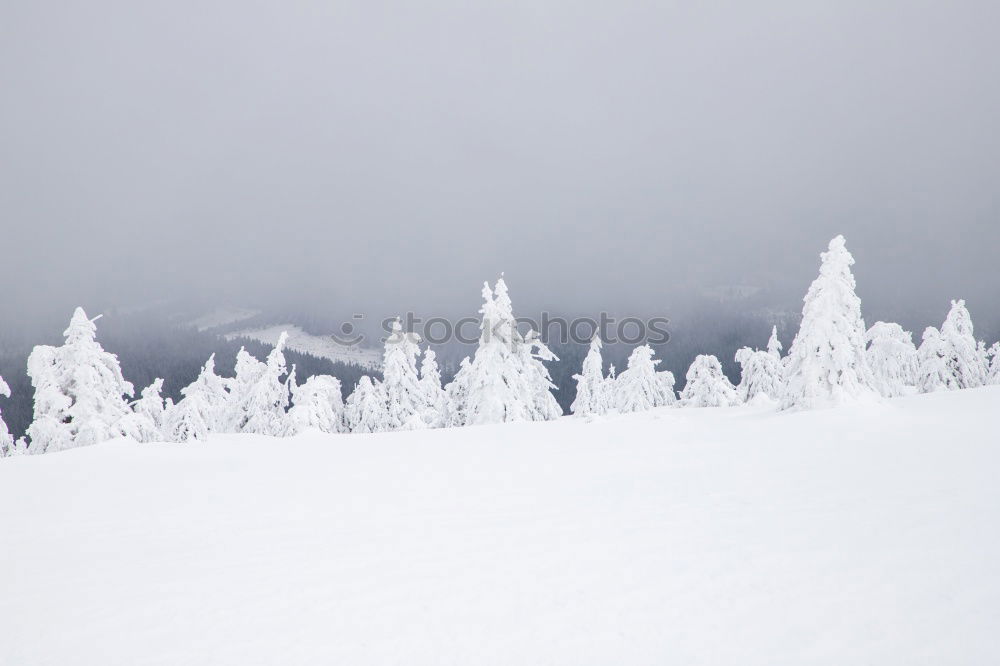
[2,388,999,665]
[226,324,382,370]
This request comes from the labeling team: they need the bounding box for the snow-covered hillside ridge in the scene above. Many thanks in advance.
[225,323,382,370]
[2,387,998,665]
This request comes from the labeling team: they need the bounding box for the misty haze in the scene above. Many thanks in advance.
[1,1,998,664]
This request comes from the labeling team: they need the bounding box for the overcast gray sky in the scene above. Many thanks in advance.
[2,0,998,327]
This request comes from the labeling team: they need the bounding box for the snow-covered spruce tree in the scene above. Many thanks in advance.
[237,332,295,436]
[767,326,783,359]
[418,349,448,428]
[26,307,135,453]
[289,374,344,433]
[519,328,563,421]
[915,326,959,392]
[457,277,560,425]
[939,299,988,389]
[221,346,266,432]
[165,354,230,442]
[656,371,678,405]
[344,376,391,433]
[864,322,918,398]
[614,345,672,413]
[680,354,740,407]
[571,335,609,416]
[780,236,877,410]
[444,357,471,427]
[118,378,171,443]
[382,319,427,430]
[734,346,782,403]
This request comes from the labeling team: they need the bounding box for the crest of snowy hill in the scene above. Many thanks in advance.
[226,324,382,371]
[184,307,261,332]
[1,387,998,665]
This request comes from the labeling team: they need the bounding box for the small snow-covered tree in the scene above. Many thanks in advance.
[519,328,563,421]
[767,326,783,359]
[165,354,230,442]
[118,378,171,443]
[987,342,1000,385]
[734,346,782,403]
[781,236,877,410]
[26,308,135,453]
[289,374,344,433]
[237,332,295,436]
[444,357,471,427]
[221,346,266,432]
[680,354,740,407]
[656,371,678,405]
[382,319,427,431]
[344,376,391,433]
[915,327,956,393]
[571,335,609,416]
[939,300,987,389]
[864,322,918,398]
[419,349,448,428]
[614,345,671,413]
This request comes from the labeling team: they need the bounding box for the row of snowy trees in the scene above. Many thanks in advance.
[2,237,999,456]
[568,235,1000,416]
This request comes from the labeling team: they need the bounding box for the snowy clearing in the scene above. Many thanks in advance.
[2,388,998,665]
[226,324,382,370]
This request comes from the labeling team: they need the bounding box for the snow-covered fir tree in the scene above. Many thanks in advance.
[656,371,678,405]
[26,307,135,453]
[344,376,391,433]
[781,235,877,410]
[518,328,563,420]
[418,349,448,428]
[734,346,782,403]
[222,346,266,432]
[444,357,471,427]
[118,378,171,443]
[680,354,740,407]
[456,277,560,425]
[865,322,918,398]
[571,335,609,416]
[915,327,956,392]
[939,299,987,389]
[237,332,295,436]
[382,319,427,430]
[288,374,344,433]
[767,326,783,359]
[164,354,230,442]
[614,345,672,413]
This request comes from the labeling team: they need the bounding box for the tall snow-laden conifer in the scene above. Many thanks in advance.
[457,277,560,425]
[939,300,987,389]
[26,308,135,453]
[915,327,956,392]
[382,319,427,430]
[419,349,448,428]
[571,335,608,416]
[680,355,740,407]
[237,332,295,436]
[781,236,877,410]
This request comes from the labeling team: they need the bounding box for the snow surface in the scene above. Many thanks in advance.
[2,388,999,665]
[226,324,382,370]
